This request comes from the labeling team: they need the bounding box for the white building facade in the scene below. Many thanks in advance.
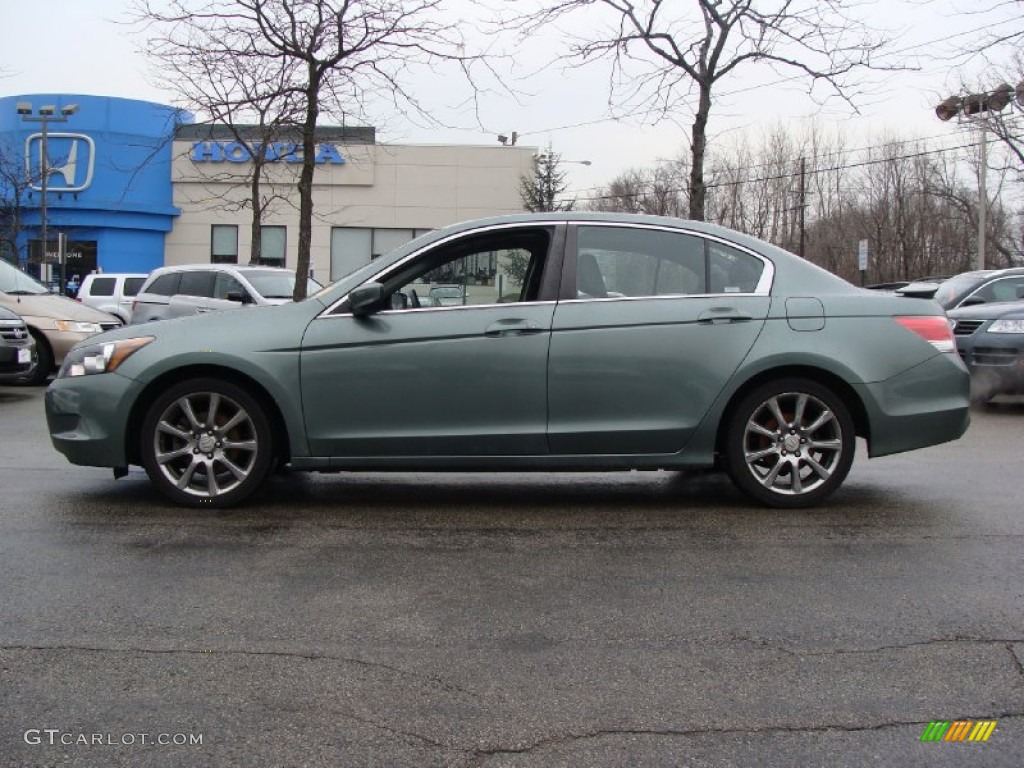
[167,125,537,283]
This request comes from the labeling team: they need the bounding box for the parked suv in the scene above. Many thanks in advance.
[130,264,321,324]
[76,273,148,323]
[0,259,121,384]
[0,306,36,383]
[948,300,1024,402]
[899,267,1024,310]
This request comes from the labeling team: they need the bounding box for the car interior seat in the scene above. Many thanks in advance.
[577,252,608,298]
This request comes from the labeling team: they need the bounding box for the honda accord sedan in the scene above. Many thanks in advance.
[45,213,970,509]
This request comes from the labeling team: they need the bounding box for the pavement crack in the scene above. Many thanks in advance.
[0,643,480,699]
[1007,642,1024,678]
[758,636,1024,657]
[469,715,1024,761]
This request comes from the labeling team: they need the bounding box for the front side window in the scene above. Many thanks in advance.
[146,273,181,297]
[213,272,250,301]
[369,227,552,312]
[971,277,1024,304]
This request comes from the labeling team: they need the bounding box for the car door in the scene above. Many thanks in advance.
[166,270,217,319]
[547,223,772,455]
[300,224,564,459]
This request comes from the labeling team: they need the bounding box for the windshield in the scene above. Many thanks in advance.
[932,274,986,309]
[0,259,49,295]
[239,270,322,300]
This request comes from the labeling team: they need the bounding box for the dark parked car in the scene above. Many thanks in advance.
[948,300,1024,402]
[900,267,1024,310]
[0,306,36,383]
[46,213,969,509]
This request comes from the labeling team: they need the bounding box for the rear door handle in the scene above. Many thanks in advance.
[485,319,544,337]
[697,308,752,325]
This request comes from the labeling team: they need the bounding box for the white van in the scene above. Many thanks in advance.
[76,273,149,324]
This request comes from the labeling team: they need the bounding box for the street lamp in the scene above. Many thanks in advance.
[17,102,79,294]
[934,82,1023,270]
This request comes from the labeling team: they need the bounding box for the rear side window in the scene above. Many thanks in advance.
[88,277,116,296]
[178,271,215,298]
[708,242,764,293]
[124,277,147,297]
[146,273,181,296]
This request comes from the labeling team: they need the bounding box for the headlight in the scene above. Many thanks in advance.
[987,318,1024,334]
[58,337,154,378]
[54,320,104,334]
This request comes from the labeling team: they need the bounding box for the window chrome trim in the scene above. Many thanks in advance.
[319,222,560,318]
[571,220,775,296]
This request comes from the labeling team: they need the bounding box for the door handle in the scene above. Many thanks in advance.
[484,319,544,337]
[697,308,752,325]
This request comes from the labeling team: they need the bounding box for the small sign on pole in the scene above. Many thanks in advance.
[858,239,869,285]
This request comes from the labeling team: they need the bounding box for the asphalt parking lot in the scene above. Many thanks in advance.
[0,383,1021,767]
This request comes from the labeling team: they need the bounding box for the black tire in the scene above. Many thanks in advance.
[723,378,855,508]
[140,378,274,508]
[17,330,54,386]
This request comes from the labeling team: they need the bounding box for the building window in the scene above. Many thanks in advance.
[258,226,286,267]
[211,225,238,264]
[329,227,434,281]
[331,227,372,281]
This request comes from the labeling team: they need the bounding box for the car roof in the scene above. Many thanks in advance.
[147,264,292,276]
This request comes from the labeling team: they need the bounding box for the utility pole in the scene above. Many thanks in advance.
[798,157,806,259]
[15,102,79,293]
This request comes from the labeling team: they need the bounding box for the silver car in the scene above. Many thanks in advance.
[130,264,321,324]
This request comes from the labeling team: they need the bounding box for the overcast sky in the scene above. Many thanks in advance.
[2,0,1021,199]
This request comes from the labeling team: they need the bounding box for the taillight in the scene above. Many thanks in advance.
[893,316,955,353]
[131,301,138,311]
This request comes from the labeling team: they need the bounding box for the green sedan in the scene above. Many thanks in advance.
[45,213,970,508]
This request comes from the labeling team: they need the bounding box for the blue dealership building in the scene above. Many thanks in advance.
[0,94,188,279]
[0,93,535,283]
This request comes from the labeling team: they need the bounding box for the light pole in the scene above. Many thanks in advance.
[935,82,1023,271]
[16,101,78,294]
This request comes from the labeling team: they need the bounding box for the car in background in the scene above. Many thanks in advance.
[0,259,121,385]
[46,213,970,510]
[0,306,36,384]
[948,300,1024,402]
[899,267,1024,310]
[129,264,321,324]
[76,273,149,324]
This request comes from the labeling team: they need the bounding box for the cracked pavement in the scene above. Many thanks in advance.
[1,385,1022,766]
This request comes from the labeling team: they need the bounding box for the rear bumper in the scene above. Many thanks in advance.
[857,353,971,458]
[45,372,141,467]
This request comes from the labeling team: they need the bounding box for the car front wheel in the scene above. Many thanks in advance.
[140,378,273,507]
[724,378,855,508]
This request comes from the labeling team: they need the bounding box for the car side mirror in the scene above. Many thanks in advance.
[959,296,985,307]
[349,282,385,316]
[225,290,252,304]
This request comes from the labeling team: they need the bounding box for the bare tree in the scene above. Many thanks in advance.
[136,0,480,299]
[508,0,891,220]
[0,142,42,265]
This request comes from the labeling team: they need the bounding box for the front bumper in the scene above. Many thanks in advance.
[956,333,1024,396]
[856,353,970,458]
[45,372,143,468]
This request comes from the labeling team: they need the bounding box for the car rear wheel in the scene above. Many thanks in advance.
[724,378,855,508]
[140,378,273,507]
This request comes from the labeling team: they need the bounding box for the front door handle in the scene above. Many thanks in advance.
[484,319,544,337]
[697,308,752,325]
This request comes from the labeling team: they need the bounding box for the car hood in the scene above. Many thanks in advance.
[0,292,119,322]
[947,301,1024,320]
